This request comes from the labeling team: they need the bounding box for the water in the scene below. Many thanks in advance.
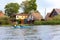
[0,25,60,40]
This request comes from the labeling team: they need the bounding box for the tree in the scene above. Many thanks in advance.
[5,3,20,17]
[21,0,37,13]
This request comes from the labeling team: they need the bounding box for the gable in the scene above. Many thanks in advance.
[49,9,58,17]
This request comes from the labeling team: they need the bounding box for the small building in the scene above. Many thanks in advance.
[15,13,28,24]
[45,9,60,20]
[13,11,43,24]
[0,11,5,17]
[27,11,43,24]
[28,11,43,21]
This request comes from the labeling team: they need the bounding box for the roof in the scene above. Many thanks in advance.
[54,9,60,13]
[45,9,60,20]
[46,13,51,17]
[16,14,28,16]
[14,13,29,16]
[31,12,43,20]
[0,11,5,17]
[45,13,51,19]
[48,9,60,17]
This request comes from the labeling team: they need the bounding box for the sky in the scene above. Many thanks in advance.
[0,0,60,18]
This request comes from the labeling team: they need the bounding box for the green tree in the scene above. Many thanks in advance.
[21,0,37,13]
[5,3,20,17]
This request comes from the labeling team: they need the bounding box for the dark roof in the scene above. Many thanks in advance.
[48,9,60,17]
[45,12,51,19]
[16,14,28,16]
[45,9,60,20]
[53,9,60,14]
[13,13,29,16]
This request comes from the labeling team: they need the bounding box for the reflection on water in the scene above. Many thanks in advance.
[0,25,60,40]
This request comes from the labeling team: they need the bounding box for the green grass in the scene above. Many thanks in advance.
[0,25,12,27]
[34,20,60,25]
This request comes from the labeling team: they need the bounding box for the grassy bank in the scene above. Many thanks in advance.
[1,20,60,27]
[34,20,60,25]
[0,25,12,27]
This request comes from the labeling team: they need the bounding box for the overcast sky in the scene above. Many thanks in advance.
[0,0,60,17]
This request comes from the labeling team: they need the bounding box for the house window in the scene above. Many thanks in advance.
[16,16,18,18]
[19,16,22,18]
[52,12,58,16]
[16,16,19,19]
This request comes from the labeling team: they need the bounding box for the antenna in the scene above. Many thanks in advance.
[44,8,46,18]
[45,8,46,16]
[45,8,46,15]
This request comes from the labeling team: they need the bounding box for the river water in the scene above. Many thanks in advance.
[0,25,60,40]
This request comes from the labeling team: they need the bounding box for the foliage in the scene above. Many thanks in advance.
[33,15,60,25]
[0,16,11,25]
[34,20,60,25]
[16,19,21,24]
[52,15,60,21]
[5,3,20,17]
[21,0,37,13]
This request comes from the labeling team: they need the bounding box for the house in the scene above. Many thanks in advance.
[45,9,60,20]
[13,11,43,24]
[27,11,43,24]
[0,11,5,17]
[13,13,28,24]
[28,11,43,21]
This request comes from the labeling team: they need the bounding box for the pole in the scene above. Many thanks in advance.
[45,8,46,18]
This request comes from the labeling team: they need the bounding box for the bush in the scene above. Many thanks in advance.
[0,16,11,25]
[34,15,60,25]
[34,20,60,25]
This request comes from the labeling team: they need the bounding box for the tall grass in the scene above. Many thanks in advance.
[34,20,60,25]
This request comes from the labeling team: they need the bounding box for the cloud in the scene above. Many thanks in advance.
[36,0,60,18]
[0,0,24,11]
[37,0,54,8]
[37,0,60,11]
[46,0,60,8]
[0,0,60,17]
[38,0,60,8]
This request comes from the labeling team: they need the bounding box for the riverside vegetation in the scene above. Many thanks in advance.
[0,16,11,25]
[34,15,60,25]
[1,15,60,25]
[1,0,60,25]
[34,20,60,25]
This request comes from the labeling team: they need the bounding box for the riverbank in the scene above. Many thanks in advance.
[1,20,60,27]
[0,25,12,27]
[34,20,60,25]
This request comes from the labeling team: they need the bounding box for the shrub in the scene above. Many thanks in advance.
[0,16,11,25]
[34,20,60,25]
